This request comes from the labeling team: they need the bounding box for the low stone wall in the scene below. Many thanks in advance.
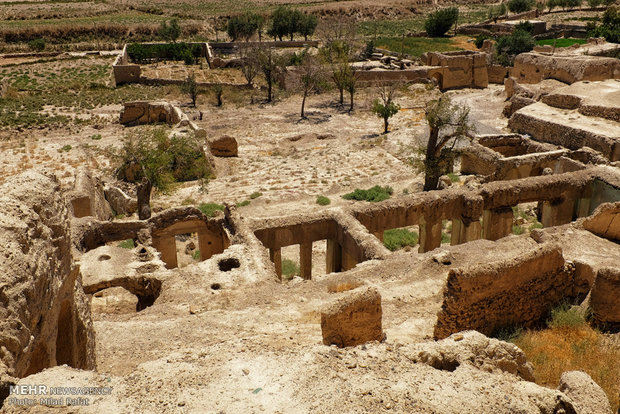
[120,101,184,126]
[434,243,574,339]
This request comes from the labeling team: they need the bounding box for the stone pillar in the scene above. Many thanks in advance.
[198,230,221,261]
[541,197,575,228]
[575,197,591,219]
[152,234,177,269]
[326,239,342,274]
[342,249,358,272]
[300,242,313,280]
[451,218,481,245]
[373,231,384,242]
[269,248,282,280]
[482,207,513,241]
[418,215,442,253]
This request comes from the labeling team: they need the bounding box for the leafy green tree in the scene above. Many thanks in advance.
[587,6,620,42]
[268,7,292,41]
[298,14,318,40]
[111,128,211,219]
[371,83,401,134]
[253,45,284,102]
[424,7,459,37]
[423,96,474,191]
[227,12,262,41]
[159,19,181,42]
[495,29,535,66]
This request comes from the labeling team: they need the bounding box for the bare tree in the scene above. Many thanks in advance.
[239,45,259,87]
[253,45,283,103]
[296,54,324,118]
[318,18,357,107]
[423,95,474,191]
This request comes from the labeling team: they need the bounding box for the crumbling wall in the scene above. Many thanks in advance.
[434,243,575,339]
[421,51,489,90]
[0,171,95,400]
[120,101,184,126]
[512,53,620,84]
[590,266,620,329]
[66,166,113,220]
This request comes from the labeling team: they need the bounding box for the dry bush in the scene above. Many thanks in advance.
[327,278,364,293]
[513,313,620,412]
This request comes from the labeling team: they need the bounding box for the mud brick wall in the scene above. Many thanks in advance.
[434,243,574,339]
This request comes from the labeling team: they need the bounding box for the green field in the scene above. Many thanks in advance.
[375,36,463,57]
[535,38,587,48]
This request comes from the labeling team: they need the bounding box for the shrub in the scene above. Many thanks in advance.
[316,195,331,206]
[282,259,300,279]
[249,191,262,199]
[495,29,535,66]
[192,250,201,260]
[424,7,459,37]
[547,303,586,328]
[198,202,225,217]
[383,228,419,251]
[159,19,181,42]
[236,200,251,207]
[28,38,45,52]
[587,0,602,7]
[364,40,376,58]
[508,0,535,13]
[118,239,135,249]
[342,185,393,202]
[515,20,534,33]
[474,34,491,49]
[488,3,507,20]
[182,73,198,107]
[127,43,202,64]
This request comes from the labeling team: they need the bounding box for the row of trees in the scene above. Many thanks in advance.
[227,8,318,43]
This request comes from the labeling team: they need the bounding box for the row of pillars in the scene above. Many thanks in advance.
[269,239,358,281]
[404,196,585,253]
[152,230,226,269]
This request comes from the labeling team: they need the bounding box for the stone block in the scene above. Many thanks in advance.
[209,135,238,157]
[321,287,383,347]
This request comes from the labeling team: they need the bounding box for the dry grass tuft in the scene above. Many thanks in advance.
[513,307,620,412]
[327,279,364,293]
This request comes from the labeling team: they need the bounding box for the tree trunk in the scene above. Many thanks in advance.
[339,88,344,105]
[301,90,307,118]
[423,126,441,191]
[267,77,272,103]
[383,117,389,134]
[349,90,354,111]
[137,179,153,220]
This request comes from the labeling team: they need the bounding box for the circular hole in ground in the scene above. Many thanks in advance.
[211,283,221,290]
[218,258,240,272]
[98,254,111,261]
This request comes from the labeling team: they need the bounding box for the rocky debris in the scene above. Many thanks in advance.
[590,266,620,327]
[104,184,138,216]
[67,166,113,220]
[0,170,95,398]
[120,101,183,126]
[208,135,238,157]
[321,286,384,347]
[559,371,613,414]
[411,331,534,381]
[583,202,620,242]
